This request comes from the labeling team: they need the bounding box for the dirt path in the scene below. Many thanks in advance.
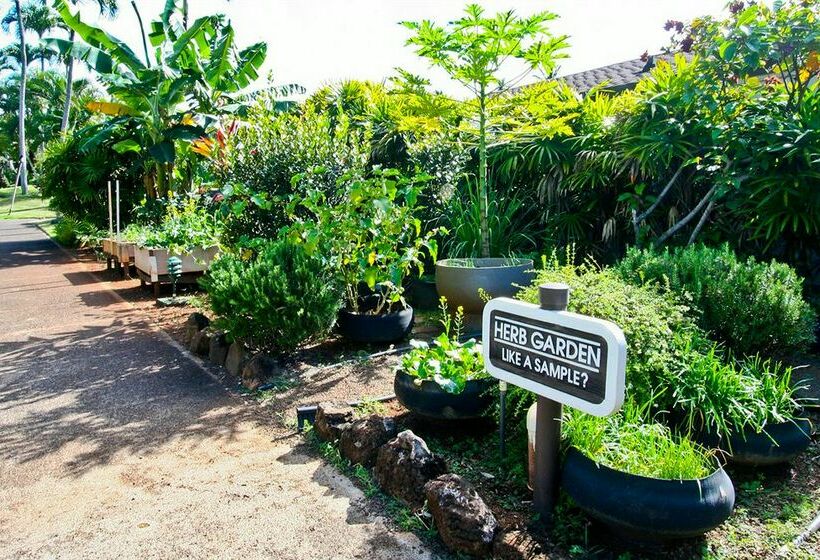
[0,220,434,560]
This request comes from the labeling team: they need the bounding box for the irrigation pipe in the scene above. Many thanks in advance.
[779,510,820,555]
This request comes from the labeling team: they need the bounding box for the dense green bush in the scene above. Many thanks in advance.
[615,244,817,356]
[507,252,801,442]
[517,253,698,403]
[218,106,369,244]
[200,239,342,352]
[36,130,144,228]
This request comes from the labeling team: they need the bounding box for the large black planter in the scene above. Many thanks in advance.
[435,258,534,315]
[337,306,414,344]
[697,418,812,466]
[561,447,735,541]
[394,370,495,420]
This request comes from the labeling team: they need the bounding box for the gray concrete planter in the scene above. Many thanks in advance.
[435,258,534,314]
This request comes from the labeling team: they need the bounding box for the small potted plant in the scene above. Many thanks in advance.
[559,401,735,541]
[394,298,495,419]
[288,168,440,343]
[676,351,812,466]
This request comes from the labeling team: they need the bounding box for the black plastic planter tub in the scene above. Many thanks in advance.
[337,307,414,344]
[561,447,735,541]
[698,418,813,466]
[394,370,495,420]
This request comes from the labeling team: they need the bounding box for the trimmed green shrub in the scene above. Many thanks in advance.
[615,244,816,356]
[516,254,699,403]
[200,239,342,352]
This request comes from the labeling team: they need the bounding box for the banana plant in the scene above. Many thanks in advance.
[48,0,268,197]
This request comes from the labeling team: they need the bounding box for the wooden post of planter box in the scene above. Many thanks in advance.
[483,283,627,528]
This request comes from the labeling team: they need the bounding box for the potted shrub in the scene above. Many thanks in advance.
[394,298,494,419]
[287,168,440,343]
[403,6,567,313]
[559,402,735,541]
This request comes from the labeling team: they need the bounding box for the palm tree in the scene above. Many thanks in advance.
[20,1,57,72]
[60,0,118,132]
[2,0,28,194]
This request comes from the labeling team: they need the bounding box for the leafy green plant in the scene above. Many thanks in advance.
[286,168,440,315]
[514,250,803,443]
[200,238,342,352]
[398,297,488,394]
[517,252,698,403]
[140,196,221,254]
[50,216,105,247]
[403,3,568,258]
[218,104,370,244]
[615,244,817,356]
[563,398,717,480]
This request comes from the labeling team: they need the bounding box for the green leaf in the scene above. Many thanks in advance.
[112,139,142,154]
[148,140,176,163]
[54,0,145,73]
[718,41,737,61]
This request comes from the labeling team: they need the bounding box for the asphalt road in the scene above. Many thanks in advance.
[0,220,433,560]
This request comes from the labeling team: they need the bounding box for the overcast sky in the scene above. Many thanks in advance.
[7,1,731,97]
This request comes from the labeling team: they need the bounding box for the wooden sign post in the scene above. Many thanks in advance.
[482,283,627,525]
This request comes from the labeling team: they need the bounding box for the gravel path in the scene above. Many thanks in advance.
[0,220,433,560]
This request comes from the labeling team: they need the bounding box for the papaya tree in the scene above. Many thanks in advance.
[49,0,267,197]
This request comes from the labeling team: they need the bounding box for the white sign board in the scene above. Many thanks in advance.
[482,298,626,417]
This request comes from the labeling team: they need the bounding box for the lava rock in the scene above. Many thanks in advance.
[208,330,230,366]
[374,430,446,508]
[189,326,215,356]
[184,312,210,345]
[339,415,397,467]
[225,341,248,376]
[314,402,355,442]
[492,530,543,560]
[424,474,498,557]
[240,354,283,391]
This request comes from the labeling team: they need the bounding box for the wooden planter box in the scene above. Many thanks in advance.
[134,245,219,297]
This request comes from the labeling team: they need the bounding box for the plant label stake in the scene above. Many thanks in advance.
[482,283,626,526]
[115,179,121,241]
[107,180,113,236]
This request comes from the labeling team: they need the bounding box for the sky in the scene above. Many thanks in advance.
[6,0,731,97]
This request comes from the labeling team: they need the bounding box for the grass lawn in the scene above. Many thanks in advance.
[0,186,56,220]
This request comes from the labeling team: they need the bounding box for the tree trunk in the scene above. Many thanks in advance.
[478,84,490,258]
[60,30,75,133]
[131,1,151,68]
[15,0,28,195]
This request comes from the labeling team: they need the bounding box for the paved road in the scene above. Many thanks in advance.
[0,220,433,560]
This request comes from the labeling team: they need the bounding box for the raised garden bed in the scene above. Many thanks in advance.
[134,245,218,297]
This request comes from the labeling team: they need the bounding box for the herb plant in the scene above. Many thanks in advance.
[563,399,717,480]
[141,197,222,254]
[398,297,488,394]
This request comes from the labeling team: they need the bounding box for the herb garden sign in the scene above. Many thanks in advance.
[483,283,627,524]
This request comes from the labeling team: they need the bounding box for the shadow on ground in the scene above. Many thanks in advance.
[0,317,267,478]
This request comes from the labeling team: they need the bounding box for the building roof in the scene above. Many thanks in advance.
[558,53,682,94]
